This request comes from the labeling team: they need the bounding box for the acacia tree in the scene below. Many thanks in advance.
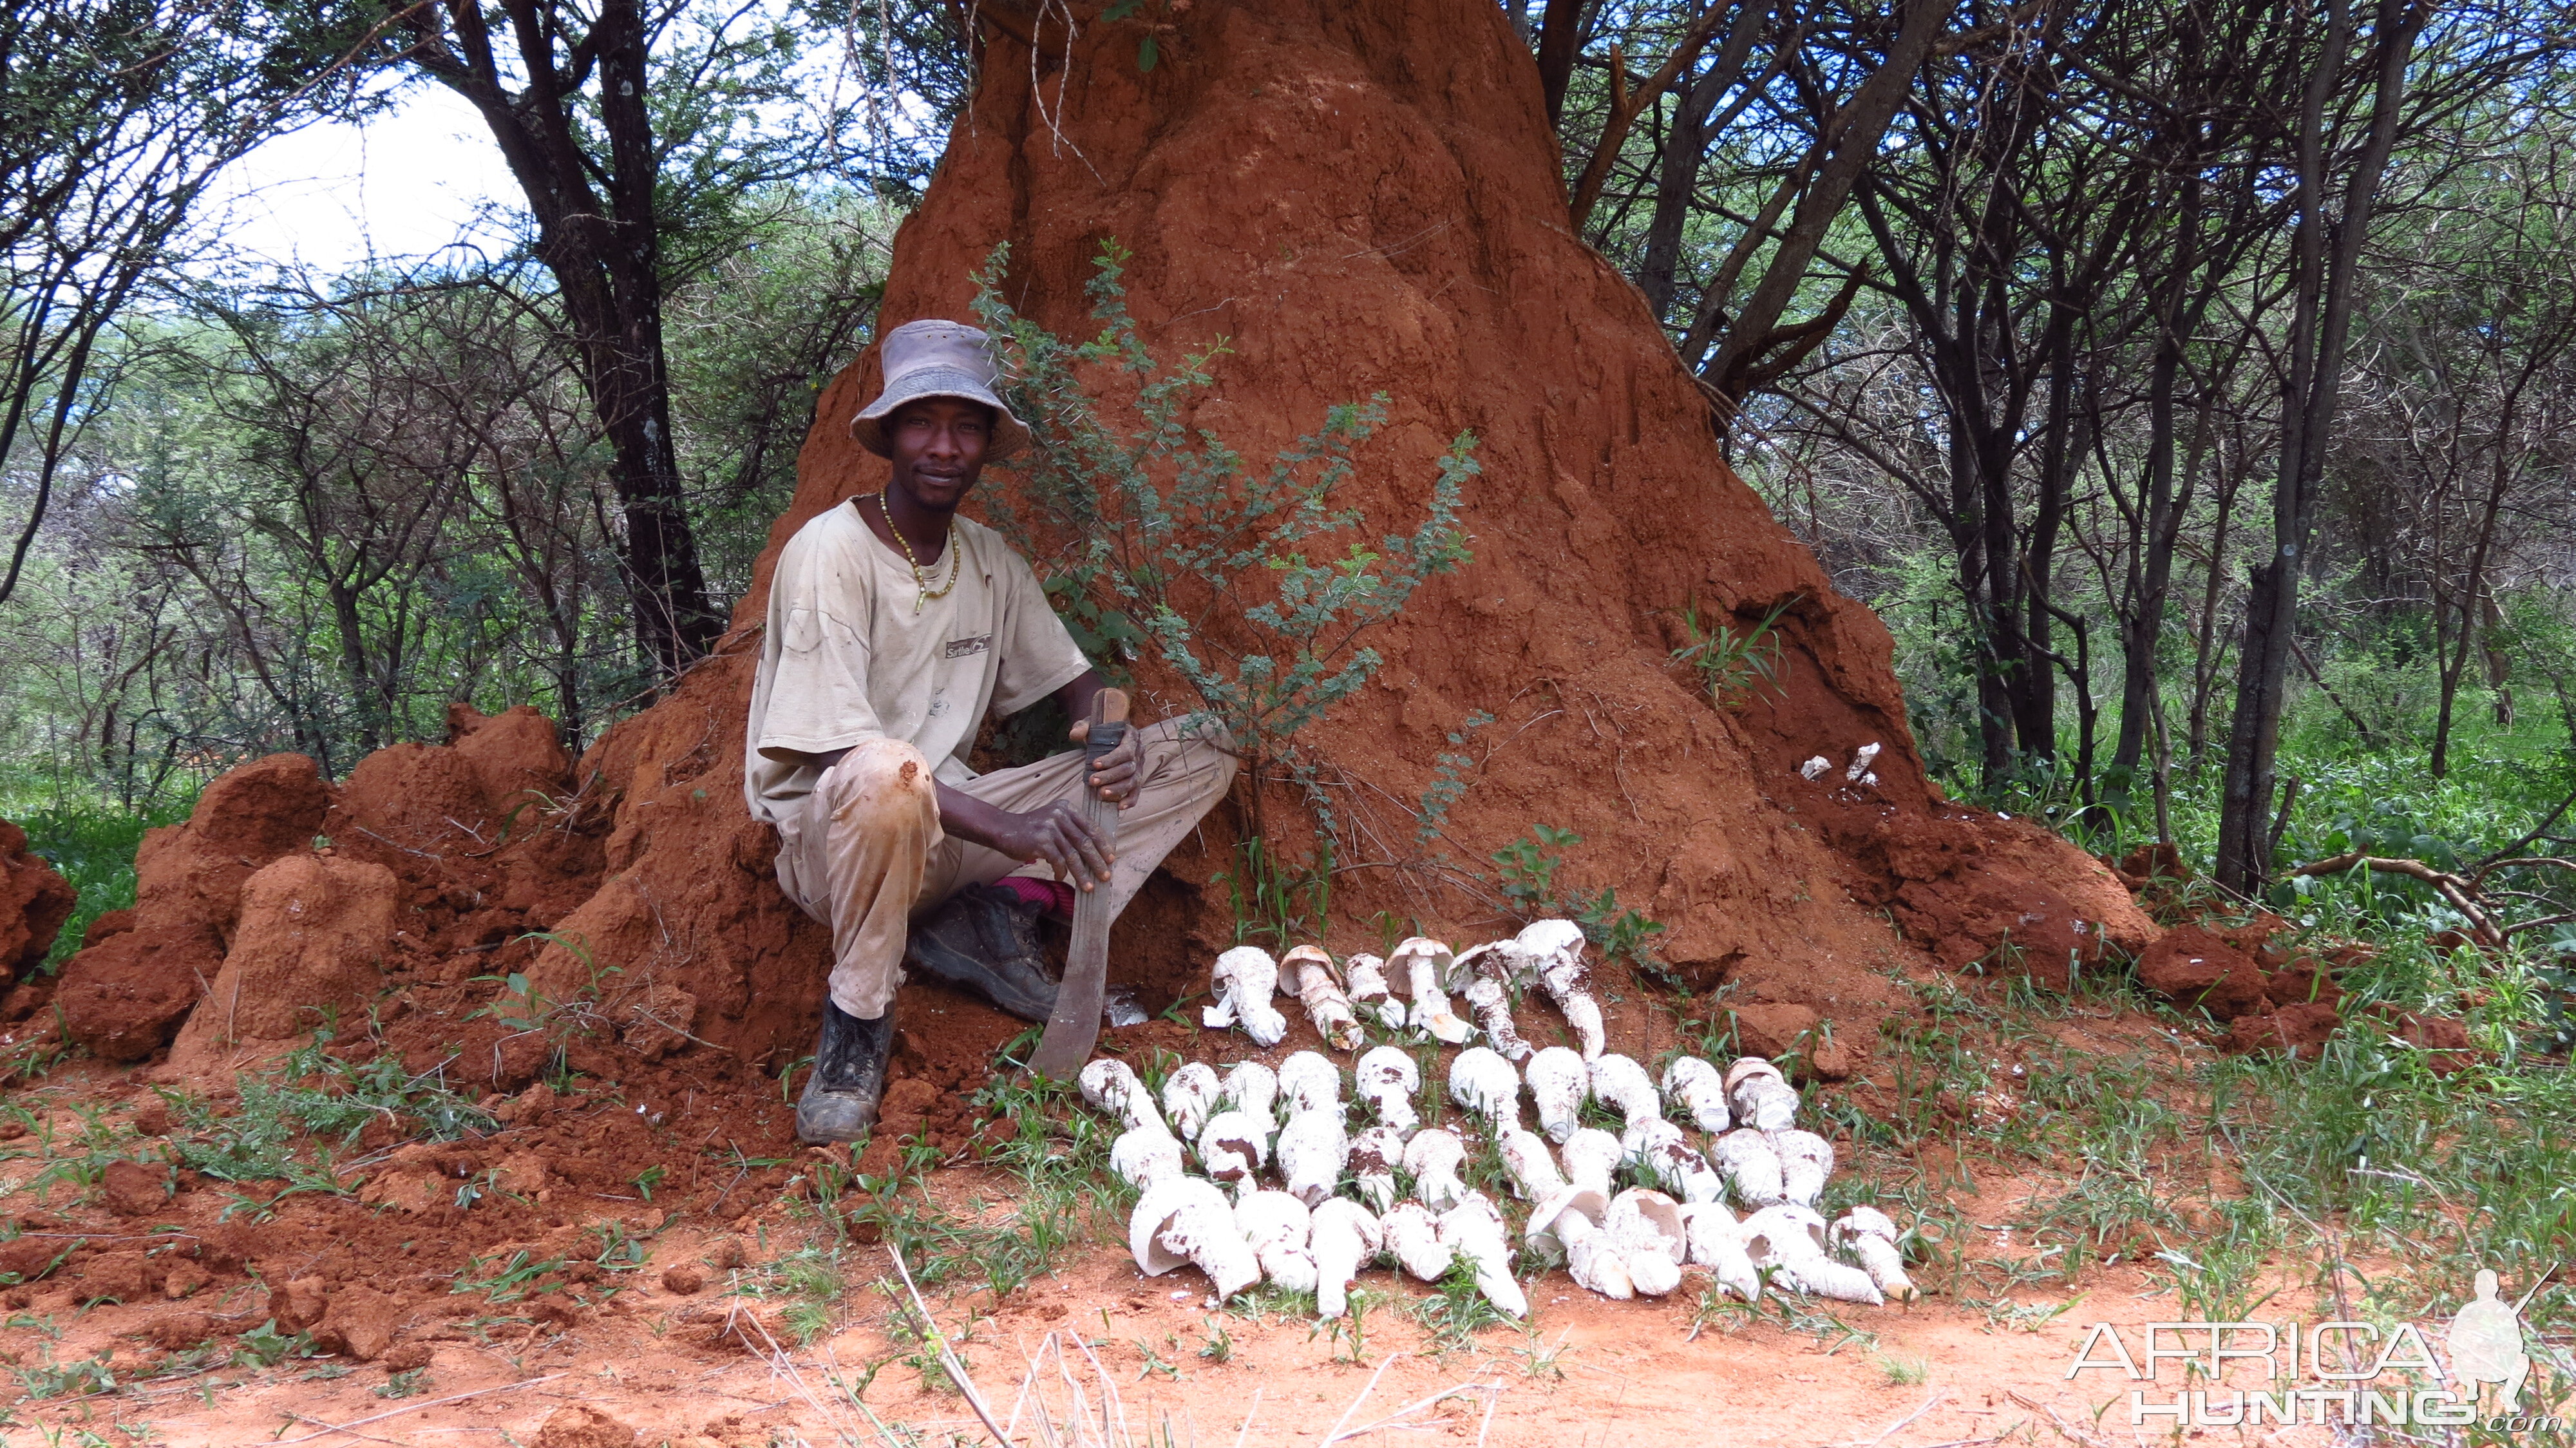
[0,0,379,607]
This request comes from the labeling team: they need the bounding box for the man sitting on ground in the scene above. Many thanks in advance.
[743,318,1236,1144]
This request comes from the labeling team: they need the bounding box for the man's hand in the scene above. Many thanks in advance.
[992,800,1116,889]
[1069,718,1142,809]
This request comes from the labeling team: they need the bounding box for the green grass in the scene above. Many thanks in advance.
[12,796,191,969]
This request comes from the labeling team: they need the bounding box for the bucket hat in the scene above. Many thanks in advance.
[850,319,1031,462]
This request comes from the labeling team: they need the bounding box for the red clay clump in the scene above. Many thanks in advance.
[0,819,75,995]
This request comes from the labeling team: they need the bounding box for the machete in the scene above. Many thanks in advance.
[1028,688,1128,1080]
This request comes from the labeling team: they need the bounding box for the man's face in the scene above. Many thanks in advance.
[887,396,993,510]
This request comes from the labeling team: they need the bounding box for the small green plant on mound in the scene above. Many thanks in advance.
[974,240,1477,843]
[1672,595,1796,710]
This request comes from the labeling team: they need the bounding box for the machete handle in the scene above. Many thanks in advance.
[1083,689,1130,765]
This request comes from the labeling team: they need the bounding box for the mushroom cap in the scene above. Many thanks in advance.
[1278,1051,1342,1114]
[1497,1127,1567,1201]
[1130,1176,1231,1276]
[1659,1055,1720,1094]
[1740,1203,1832,1263]
[1513,918,1587,958]
[1311,1198,1384,1254]
[1447,1045,1520,1116]
[1559,1127,1624,1191]
[1355,1045,1419,1094]
[1525,1185,1611,1259]
[1401,1126,1466,1179]
[1723,1055,1785,1093]
[1620,1115,1685,1167]
[1734,1076,1801,1132]
[1220,1060,1280,1119]
[1587,1054,1657,1114]
[1446,938,1519,989]
[1213,945,1278,987]
[1080,1058,1144,1114]
[1605,1188,1687,1260]
[1234,1189,1313,1250]
[1348,1124,1407,1176]
[1161,1062,1222,1138]
[1831,1206,1901,1247]
[1198,1109,1271,1176]
[1279,943,1336,985]
[1109,1125,1184,1189]
[1386,937,1455,980]
[1770,1127,1835,1176]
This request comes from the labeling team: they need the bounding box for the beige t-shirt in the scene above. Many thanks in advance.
[743,500,1092,823]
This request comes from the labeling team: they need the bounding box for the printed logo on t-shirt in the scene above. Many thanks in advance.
[943,634,992,659]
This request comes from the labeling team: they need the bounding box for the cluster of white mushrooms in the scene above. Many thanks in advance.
[1202,922,1606,1058]
[1079,931,1920,1322]
[1798,740,1882,786]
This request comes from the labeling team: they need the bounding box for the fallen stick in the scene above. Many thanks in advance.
[888,1246,1013,1448]
[1331,1381,1502,1443]
[266,1373,566,1445]
[1320,1354,1401,1447]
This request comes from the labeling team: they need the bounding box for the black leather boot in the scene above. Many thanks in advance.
[902,883,1061,1023]
[795,999,894,1145]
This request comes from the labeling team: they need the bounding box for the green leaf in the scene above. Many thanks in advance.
[1138,34,1159,71]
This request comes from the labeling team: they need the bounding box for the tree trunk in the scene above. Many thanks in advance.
[2215,0,2420,892]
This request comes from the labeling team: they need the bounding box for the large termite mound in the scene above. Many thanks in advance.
[59,0,2154,1082]
[509,0,2150,1060]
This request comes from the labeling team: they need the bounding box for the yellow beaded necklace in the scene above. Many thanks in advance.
[871,492,960,613]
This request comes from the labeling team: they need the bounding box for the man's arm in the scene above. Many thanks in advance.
[800,667,1142,892]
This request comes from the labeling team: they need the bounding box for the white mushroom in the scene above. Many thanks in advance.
[1353,1047,1420,1135]
[1110,1125,1184,1190]
[1448,940,1534,1060]
[1446,1045,1522,1130]
[1658,1056,1730,1134]
[1310,1199,1383,1317]
[1741,1204,1881,1304]
[1634,1125,1723,1205]
[1678,1202,1762,1302]
[1380,1201,1452,1282]
[1279,946,1366,1053]
[1080,1058,1164,1134]
[1845,742,1881,783]
[1455,975,1531,1061]
[1388,937,1472,1044]
[1727,1059,1799,1132]
[1342,953,1407,1032]
[1160,1063,1222,1142]
[1496,1127,1566,1202]
[1205,946,1288,1047]
[1524,1185,1606,1259]
[1402,1127,1469,1211]
[1587,1054,1662,1124]
[1274,1110,1349,1208]
[1348,1125,1406,1214]
[1436,1192,1528,1318]
[1235,1189,1318,1292]
[1220,1061,1279,1128]
[1524,1047,1589,1144]
[1832,1208,1920,1302]
[1555,1206,1635,1300]
[1558,1128,1622,1196]
[1197,1109,1270,1194]
[1798,755,1831,781]
[1710,1128,1786,1208]
[1276,1051,1342,1119]
[1602,1189,1685,1298]
[1769,1129,1835,1208]
[1619,1114,1685,1173]
[1129,1177,1259,1298]
[1515,919,1605,1060]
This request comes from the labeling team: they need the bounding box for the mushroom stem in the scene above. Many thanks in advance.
[1515,920,1605,1059]
[1280,946,1366,1053]
[1403,1127,1470,1212]
[1436,1195,1528,1318]
[1276,1110,1349,1208]
[1381,1202,1452,1282]
[1311,1200,1383,1317]
[1658,1056,1731,1134]
[1390,937,1473,1044]
[1524,1047,1589,1144]
[1342,953,1408,1032]
[1678,1203,1762,1302]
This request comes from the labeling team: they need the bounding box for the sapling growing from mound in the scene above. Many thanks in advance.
[973,241,1478,846]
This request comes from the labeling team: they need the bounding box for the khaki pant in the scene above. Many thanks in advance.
[773,719,1237,1018]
